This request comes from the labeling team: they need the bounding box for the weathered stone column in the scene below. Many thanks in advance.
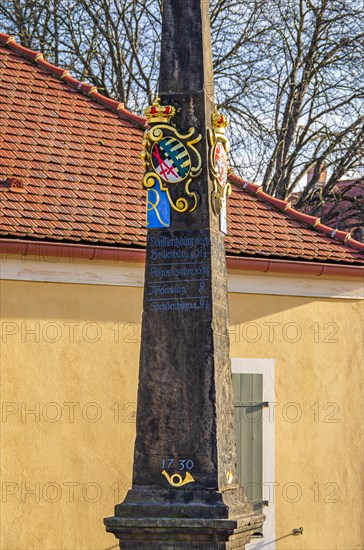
[104,1,263,548]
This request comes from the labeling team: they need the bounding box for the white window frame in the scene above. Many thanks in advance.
[231,358,276,550]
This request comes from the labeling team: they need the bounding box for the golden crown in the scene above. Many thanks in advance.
[212,107,229,132]
[144,97,176,124]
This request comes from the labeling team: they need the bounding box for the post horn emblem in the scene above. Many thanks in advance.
[162,470,195,488]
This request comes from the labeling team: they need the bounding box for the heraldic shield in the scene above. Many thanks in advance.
[141,98,202,228]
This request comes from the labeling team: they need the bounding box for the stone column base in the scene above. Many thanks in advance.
[104,515,263,549]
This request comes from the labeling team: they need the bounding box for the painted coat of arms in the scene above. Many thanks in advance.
[208,107,231,234]
[141,98,202,228]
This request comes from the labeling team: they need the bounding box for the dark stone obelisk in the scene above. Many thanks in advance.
[104,1,263,548]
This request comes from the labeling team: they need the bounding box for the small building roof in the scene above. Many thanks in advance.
[304,178,364,242]
[0,33,363,266]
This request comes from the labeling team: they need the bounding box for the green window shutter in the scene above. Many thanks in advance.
[232,373,263,513]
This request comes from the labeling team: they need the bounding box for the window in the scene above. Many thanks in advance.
[231,359,276,550]
[233,373,263,514]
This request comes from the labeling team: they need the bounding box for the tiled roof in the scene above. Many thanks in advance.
[228,175,364,263]
[0,33,363,265]
[304,178,364,239]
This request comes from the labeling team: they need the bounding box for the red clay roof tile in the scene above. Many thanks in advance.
[0,33,363,265]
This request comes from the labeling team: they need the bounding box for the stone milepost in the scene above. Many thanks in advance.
[104,1,263,548]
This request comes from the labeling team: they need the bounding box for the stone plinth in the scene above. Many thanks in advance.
[105,515,263,549]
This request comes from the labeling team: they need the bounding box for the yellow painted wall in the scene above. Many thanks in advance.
[0,279,363,550]
[0,280,142,550]
[229,294,364,550]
